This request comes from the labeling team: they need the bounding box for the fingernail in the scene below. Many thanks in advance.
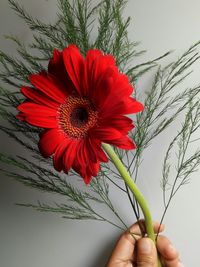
[140,238,152,254]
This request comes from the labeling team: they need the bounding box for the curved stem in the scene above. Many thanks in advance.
[102,143,162,267]
[125,183,140,220]
[103,143,155,240]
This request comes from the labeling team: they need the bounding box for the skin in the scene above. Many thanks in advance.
[107,221,184,267]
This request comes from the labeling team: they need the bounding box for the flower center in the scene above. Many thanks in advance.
[70,106,88,127]
[59,96,98,138]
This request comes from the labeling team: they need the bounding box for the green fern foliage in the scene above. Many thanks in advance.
[0,0,200,228]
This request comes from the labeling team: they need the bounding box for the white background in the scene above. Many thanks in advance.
[1,0,200,266]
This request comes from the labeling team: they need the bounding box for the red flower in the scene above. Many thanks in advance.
[17,45,143,184]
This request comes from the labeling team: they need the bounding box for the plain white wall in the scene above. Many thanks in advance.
[1,0,200,266]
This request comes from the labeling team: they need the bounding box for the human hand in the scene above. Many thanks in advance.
[106,221,184,267]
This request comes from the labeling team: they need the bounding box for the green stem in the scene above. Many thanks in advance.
[102,143,162,267]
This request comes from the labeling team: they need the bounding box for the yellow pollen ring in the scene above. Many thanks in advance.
[58,96,98,138]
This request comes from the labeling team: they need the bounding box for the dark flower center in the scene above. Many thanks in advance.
[70,107,89,127]
[59,96,98,138]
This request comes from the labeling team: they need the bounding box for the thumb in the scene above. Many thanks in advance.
[136,238,157,267]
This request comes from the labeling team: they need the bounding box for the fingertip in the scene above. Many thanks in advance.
[128,220,144,235]
[153,221,165,232]
[177,262,185,267]
[136,238,157,266]
[157,235,179,261]
[137,238,155,254]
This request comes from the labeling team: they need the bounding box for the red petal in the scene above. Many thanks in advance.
[75,140,89,170]
[48,49,65,79]
[77,166,94,184]
[85,137,98,163]
[92,67,114,108]
[109,136,136,150]
[16,112,26,121]
[101,97,144,118]
[63,45,86,96]
[90,127,136,150]
[82,173,92,185]
[99,72,134,110]
[24,116,58,128]
[113,73,133,97]
[86,50,103,69]
[21,86,59,109]
[39,129,64,158]
[90,138,108,162]
[53,138,71,171]
[90,55,115,88]
[63,139,78,173]
[30,72,67,103]
[100,116,134,134]
[97,147,109,162]
[18,102,57,117]
[126,98,144,113]
[48,49,76,95]
[88,61,143,117]
[86,49,103,90]
[88,56,116,101]
[72,139,98,184]
[87,161,100,178]
[73,151,100,185]
[91,127,122,142]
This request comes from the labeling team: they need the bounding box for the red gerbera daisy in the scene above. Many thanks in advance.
[17,45,143,184]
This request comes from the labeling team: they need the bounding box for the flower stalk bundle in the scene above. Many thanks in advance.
[1,0,200,266]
